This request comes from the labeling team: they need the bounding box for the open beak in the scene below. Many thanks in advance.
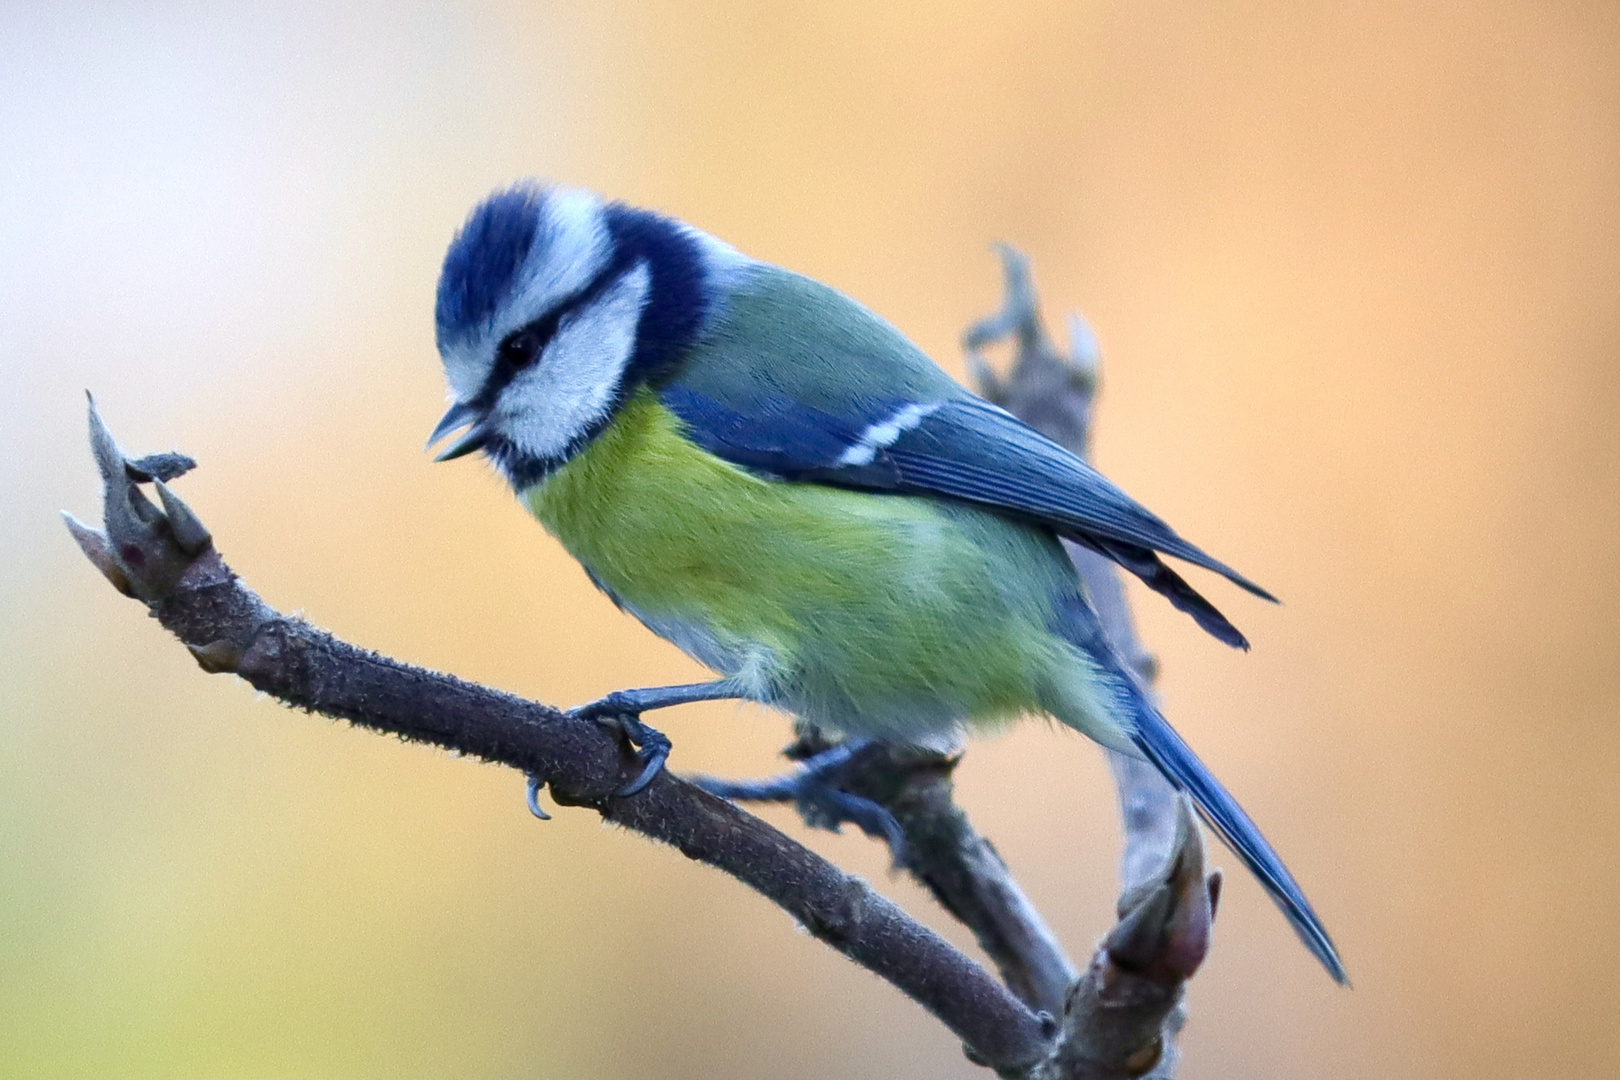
[426,401,488,462]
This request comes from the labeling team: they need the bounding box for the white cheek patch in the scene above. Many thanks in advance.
[494,262,652,462]
[836,401,943,466]
[494,187,613,345]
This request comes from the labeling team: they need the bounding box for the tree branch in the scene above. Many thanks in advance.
[968,246,1218,1078]
[775,728,1079,1019]
[64,397,1050,1077]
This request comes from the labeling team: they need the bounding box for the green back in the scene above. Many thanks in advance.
[672,263,965,413]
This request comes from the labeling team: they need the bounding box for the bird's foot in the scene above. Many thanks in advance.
[692,740,907,859]
[567,697,672,797]
[611,716,671,796]
[565,681,745,799]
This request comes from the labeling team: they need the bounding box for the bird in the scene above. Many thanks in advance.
[426,181,1347,984]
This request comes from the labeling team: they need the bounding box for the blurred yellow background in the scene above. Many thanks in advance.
[3,2,1618,1076]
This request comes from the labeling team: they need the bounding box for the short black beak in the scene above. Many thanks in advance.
[426,401,487,462]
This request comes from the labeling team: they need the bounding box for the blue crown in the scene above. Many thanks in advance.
[435,183,545,347]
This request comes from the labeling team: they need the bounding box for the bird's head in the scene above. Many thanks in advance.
[427,182,724,489]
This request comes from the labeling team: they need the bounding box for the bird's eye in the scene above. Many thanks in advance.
[497,330,540,372]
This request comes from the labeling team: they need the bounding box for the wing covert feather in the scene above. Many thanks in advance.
[662,264,1272,647]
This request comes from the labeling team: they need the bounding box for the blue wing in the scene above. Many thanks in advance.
[665,264,1275,648]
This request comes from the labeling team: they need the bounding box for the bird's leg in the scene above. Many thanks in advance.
[570,681,749,718]
[691,739,907,858]
[565,680,748,797]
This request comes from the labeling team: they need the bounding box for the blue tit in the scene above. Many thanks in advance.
[426,182,1346,984]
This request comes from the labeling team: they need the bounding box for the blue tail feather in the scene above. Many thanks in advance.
[1129,703,1349,985]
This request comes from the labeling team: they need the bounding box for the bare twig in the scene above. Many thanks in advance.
[968,246,1216,1078]
[1030,802,1217,1080]
[967,246,1185,898]
[782,730,1079,1017]
[65,397,1051,1076]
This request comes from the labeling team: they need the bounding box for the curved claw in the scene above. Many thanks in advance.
[616,717,670,797]
[563,693,678,798]
[525,775,551,820]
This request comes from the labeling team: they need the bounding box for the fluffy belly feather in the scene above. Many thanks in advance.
[523,391,1084,742]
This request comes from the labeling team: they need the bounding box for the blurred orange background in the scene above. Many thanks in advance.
[3,2,1618,1076]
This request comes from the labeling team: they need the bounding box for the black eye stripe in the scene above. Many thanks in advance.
[478,252,639,405]
[470,204,709,492]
